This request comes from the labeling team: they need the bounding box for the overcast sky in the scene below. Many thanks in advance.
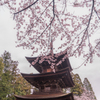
[0,7,100,100]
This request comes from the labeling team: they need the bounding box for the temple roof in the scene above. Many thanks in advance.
[15,92,74,100]
[26,52,72,73]
[21,67,74,88]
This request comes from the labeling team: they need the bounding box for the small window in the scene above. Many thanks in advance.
[45,87,50,92]
[47,68,52,72]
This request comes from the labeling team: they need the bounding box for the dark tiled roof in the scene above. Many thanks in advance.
[26,53,72,73]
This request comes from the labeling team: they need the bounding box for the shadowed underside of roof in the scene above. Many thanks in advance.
[15,92,74,100]
[21,68,74,88]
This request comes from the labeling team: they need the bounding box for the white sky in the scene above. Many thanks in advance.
[0,7,100,100]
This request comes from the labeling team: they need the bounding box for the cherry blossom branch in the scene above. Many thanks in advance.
[53,0,55,15]
[56,14,63,29]
[62,0,67,14]
[56,14,86,52]
[79,0,94,47]
[18,0,56,51]
[73,41,100,70]
[94,8,100,20]
[31,17,55,43]
[19,1,53,43]
[72,0,94,55]
[31,0,55,44]
[14,0,39,15]
[0,0,13,6]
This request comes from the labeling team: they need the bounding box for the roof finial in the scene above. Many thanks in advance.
[50,38,53,56]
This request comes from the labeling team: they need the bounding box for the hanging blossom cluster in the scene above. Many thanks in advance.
[1,0,100,67]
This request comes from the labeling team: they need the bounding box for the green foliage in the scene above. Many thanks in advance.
[14,74,32,96]
[0,51,32,100]
[0,57,4,77]
[2,51,12,71]
[0,51,17,99]
[71,72,83,96]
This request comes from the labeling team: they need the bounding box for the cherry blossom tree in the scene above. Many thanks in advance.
[1,0,100,69]
[74,88,97,100]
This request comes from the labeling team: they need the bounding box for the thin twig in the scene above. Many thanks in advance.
[56,14,86,48]
[62,0,67,14]
[73,41,100,70]
[94,8,100,20]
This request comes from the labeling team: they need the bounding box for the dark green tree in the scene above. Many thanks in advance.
[14,74,32,95]
[0,57,5,100]
[0,57,4,77]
